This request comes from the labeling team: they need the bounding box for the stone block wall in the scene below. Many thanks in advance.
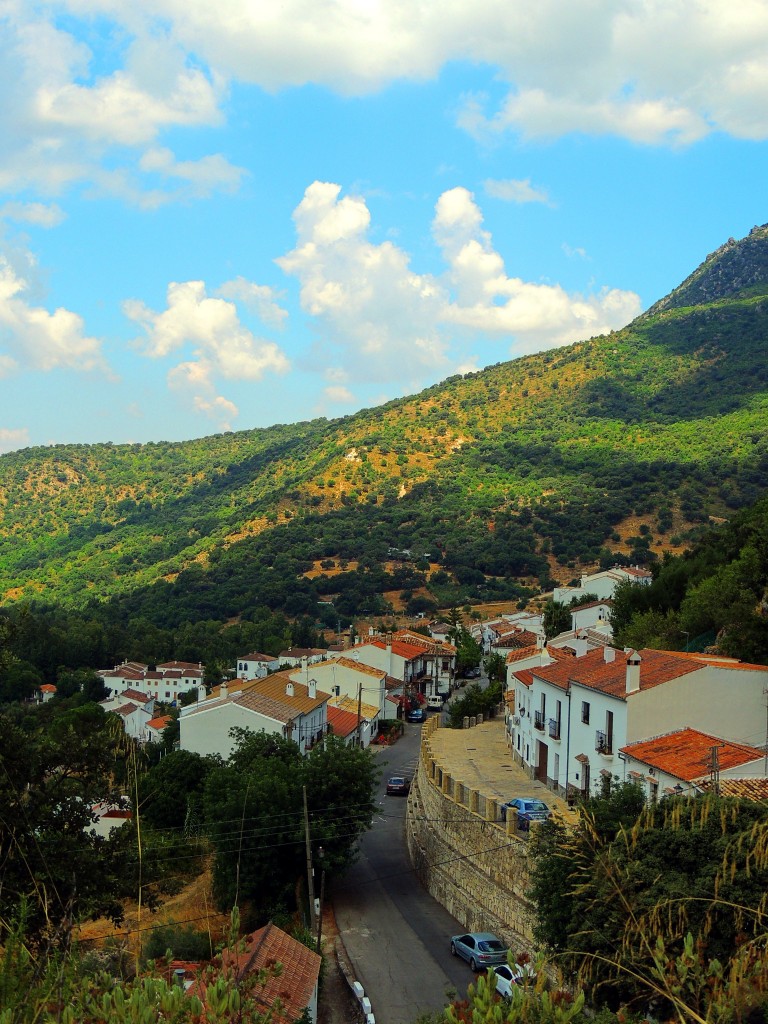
[405,717,538,957]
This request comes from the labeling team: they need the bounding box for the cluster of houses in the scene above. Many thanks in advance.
[180,629,457,759]
[497,565,768,802]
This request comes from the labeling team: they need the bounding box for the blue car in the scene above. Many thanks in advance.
[450,932,508,972]
[406,707,425,723]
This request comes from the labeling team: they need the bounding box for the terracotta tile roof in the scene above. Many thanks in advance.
[494,628,538,649]
[393,629,457,654]
[365,639,423,661]
[157,661,202,671]
[189,924,321,1023]
[511,669,534,688]
[323,657,386,678]
[241,651,277,662]
[147,715,172,731]
[621,566,653,578]
[505,645,539,664]
[121,688,150,702]
[621,728,765,782]
[278,648,327,660]
[327,705,361,738]
[657,651,768,672]
[700,778,768,800]
[534,646,700,698]
[115,702,143,717]
[188,673,329,723]
[329,694,380,720]
[39,683,57,692]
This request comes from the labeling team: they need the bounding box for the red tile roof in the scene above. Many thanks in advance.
[621,728,765,782]
[657,651,768,672]
[505,645,539,664]
[533,646,700,697]
[511,668,534,688]
[147,715,172,731]
[327,705,360,738]
[700,778,768,800]
[366,639,423,661]
[189,923,321,1023]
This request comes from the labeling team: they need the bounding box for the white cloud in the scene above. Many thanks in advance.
[0,202,65,227]
[277,181,448,381]
[484,178,551,205]
[138,147,245,196]
[432,186,640,349]
[124,279,290,428]
[0,427,30,453]
[51,0,768,145]
[216,278,288,330]
[278,181,640,383]
[323,384,356,404]
[0,254,108,373]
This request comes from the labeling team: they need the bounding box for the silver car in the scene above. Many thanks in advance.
[450,932,508,971]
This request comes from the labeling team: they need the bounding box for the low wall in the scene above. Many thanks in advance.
[405,716,538,956]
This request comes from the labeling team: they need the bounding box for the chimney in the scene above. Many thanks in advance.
[219,681,228,699]
[308,679,317,699]
[301,655,308,676]
[603,647,616,664]
[286,681,294,697]
[626,650,641,694]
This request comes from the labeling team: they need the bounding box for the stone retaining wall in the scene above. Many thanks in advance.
[405,716,538,956]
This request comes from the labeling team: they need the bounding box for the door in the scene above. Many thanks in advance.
[535,740,548,782]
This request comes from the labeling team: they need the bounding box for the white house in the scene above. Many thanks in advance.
[98,660,205,704]
[277,647,328,668]
[235,652,280,679]
[350,631,456,698]
[569,600,613,635]
[179,672,330,760]
[620,728,767,802]
[509,646,768,802]
[553,565,652,605]
[289,656,387,717]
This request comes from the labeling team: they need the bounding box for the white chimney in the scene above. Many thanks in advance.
[603,647,616,663]
[220,681,228,699]
[286,681,294,697]
[308,679,317,699]
[626,650,641,694]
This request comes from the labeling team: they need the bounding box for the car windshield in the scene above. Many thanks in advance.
[479,940,506,952]
[523,800,548,811]
[389,777,405,785]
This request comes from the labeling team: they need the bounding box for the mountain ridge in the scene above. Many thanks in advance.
[2,225,768,621]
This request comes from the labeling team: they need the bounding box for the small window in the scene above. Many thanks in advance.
[581,701,590,724]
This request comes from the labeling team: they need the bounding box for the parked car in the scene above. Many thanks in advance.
[500,798,552,829]
[493,962,536,998]
[450,932,508,971]
[386,776,410,796]
[406,707,426,723]
[426,694,446,709]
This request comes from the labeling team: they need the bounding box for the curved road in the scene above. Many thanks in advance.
[332,717,479,1024]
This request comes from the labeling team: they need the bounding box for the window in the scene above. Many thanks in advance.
[605,710,614,753]
[581,701,590,724]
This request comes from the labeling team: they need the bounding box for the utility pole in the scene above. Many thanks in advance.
[357,682,363,748]
[315,847,325,953]
[708,744,724,797]
[303,786,316,928]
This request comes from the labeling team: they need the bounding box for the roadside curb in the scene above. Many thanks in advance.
[328,899,371,1023]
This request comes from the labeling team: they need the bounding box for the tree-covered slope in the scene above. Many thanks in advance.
[2,225,768,619]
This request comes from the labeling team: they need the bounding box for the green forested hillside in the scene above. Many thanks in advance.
[2,225,768,628]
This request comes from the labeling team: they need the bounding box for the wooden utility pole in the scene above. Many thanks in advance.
[303,786,316,927]
[357,682,363,747]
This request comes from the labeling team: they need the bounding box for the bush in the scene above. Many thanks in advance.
[143,924,214,963]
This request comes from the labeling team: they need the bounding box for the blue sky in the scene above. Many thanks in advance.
[2,1,768,452]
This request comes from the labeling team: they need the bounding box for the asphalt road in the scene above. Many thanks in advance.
[332,717,479,1024]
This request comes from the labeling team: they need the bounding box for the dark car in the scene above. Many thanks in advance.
[406,707,426,723]
[386,776,410,796]
[450,932,508,971]
[500,798,552,829]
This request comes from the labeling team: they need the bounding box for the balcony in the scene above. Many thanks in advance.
[533,710,545,731]
[595,729,613,755]
[548,718,561,740]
